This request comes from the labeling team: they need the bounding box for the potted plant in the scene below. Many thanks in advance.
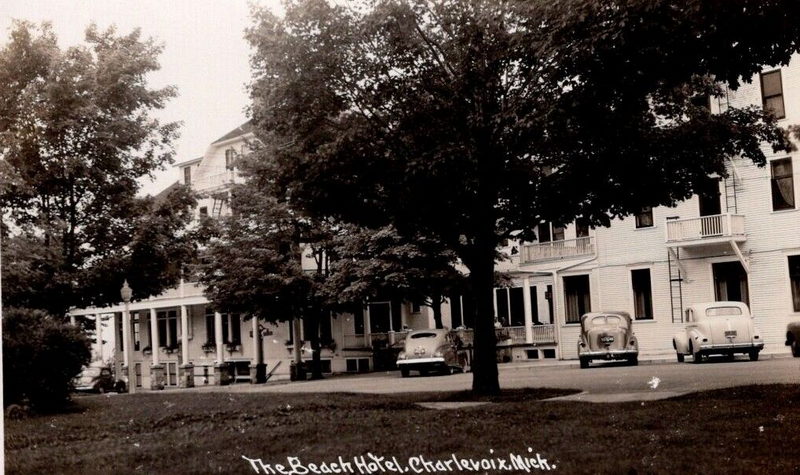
[201,342,216,354]
[225,342,241,353]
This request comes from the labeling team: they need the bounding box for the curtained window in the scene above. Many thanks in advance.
[771,158,795,211]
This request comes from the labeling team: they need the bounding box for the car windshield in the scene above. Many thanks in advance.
[410,332,438,339]
[590,316,626,327]
[706,306,743,317]
[82,367,101,378]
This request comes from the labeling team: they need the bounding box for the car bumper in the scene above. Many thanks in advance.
[698,342,764,352]
[579,349,638,360]
[397,357,446,367]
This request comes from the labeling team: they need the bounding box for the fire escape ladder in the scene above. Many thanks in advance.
[724,159,741,214]
[668,247,685,323]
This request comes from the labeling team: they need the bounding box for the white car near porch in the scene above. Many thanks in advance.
[673,301,764,363]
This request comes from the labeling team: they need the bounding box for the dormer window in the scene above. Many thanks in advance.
[183,166,191,185]
[225,149,236,170]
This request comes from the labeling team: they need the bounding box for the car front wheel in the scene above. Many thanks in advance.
[400,368,410,378]
[579,357,589,369]
[691,344,702,364]
[792,340,800,357]
[749,350,760,361]
[677,352,684,363]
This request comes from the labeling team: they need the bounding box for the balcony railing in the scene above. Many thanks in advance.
[520,236,594,264]
[191,171,236,193]
[665,214,745,245]
[342,331,410,349]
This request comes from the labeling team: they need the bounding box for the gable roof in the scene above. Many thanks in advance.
[152,181,181,204]
[211,120,253,145]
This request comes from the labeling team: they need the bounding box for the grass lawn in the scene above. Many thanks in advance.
[5,385,800,474]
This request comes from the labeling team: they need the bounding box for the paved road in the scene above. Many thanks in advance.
[227,355,800,402]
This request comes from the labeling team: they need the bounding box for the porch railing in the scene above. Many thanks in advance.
[665,214,745,243]
[531,324,557,345]
[520,236,594,264]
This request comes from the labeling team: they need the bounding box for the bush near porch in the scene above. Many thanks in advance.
[3,308,91,412]
[6,385,800,473]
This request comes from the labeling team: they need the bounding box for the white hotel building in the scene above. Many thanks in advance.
[70,57,800,389]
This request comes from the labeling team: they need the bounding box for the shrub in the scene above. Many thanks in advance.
[3,308,91,411]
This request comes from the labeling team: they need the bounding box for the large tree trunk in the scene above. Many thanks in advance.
[469,242,500,395]
[431,292,443,329]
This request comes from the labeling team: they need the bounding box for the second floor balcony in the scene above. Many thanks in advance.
[520,236,594,264]
[665,214,746,247]
[191,170,236,194]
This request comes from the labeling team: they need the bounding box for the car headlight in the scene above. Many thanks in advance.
[433,350,443,357]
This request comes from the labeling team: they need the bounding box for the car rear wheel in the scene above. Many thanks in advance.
[676,352,684,363]
[579,357,589,369]
[749,350,760,361]
[400,368,410,378]
[419,369,428,377]
[629,356,638,366]
[792,340,800,357]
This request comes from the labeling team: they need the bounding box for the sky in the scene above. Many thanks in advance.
[0,0,280,195]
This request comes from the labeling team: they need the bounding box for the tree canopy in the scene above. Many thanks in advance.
[0,22,193,316]
[249,0,800,394]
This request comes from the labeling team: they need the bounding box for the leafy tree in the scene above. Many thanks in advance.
[248,0,800,394]
[3,307,91,411]
[327,225,466,329]
[196,176,337,380]
[0,22,193,317]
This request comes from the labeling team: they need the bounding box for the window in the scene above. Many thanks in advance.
[132,312,141,351]
[789,256,800,312]
[225,149,236,170]
[760,70,785,119]
[563,275,591,323]
[353,305,365,335]
[494,287,525,326]
[771,158,795,211]
[690,94,710,111]
[199,206,208,217]
[183,166,191,185]
[631,269,653,320]
[530,286,540,324]
[635,207,654,228]
[224,314,241,345]
[712,261,749,305]
[157,310,178,348]
[575,218,590,238]
[537,222,564,242]
[537,223,552,243]
[204,311,240,345]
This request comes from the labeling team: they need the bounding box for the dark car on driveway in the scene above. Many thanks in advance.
[74,366,118,393]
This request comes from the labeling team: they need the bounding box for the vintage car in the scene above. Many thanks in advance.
[785,321,800,357]
[74,366,116,393]
[577,311,639,368]
[396,329,468,377]
[673,301,763,363]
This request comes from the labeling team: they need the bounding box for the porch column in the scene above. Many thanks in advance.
[122,308,135,394]
[250,317,265,383]
[213,311,226,385]
[149,308,164,390]
[363,304,371,347]
[523,278,534,344]
[112,313,122,386]
[179,305,194,388]
[150,309,160,366]
[95,314,103,362]
[69,314,76,326]
[492,288,498,320]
